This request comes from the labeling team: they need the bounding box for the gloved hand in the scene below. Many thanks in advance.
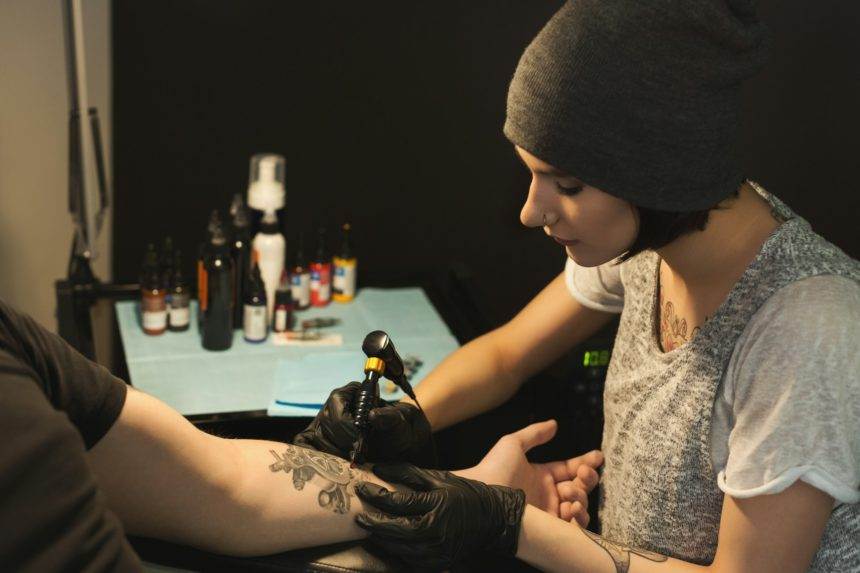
[293,382,436,467]
[354,463,526,571]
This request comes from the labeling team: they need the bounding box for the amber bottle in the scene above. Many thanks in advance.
[141,244,167,335]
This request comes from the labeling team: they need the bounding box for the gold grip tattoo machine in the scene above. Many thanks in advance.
[350,330,421,466]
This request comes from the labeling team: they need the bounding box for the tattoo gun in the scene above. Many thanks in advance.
[350,330,422,466]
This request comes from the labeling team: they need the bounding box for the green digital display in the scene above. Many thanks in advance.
[583,349,610,367]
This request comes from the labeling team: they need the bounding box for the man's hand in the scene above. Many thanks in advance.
[294,382,436,467]
[458,420,603,526]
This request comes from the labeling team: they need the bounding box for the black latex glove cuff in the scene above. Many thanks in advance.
[367,400,437,467]
[484,484,527,556]
[293,382,437,467]
[354,463,526,570]
[293,382,361,458]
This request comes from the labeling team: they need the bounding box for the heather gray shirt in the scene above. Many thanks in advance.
[565,256,860,507]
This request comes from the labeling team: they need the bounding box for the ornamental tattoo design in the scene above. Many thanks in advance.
[582,529,668,573]
[269,446,358,514]
[658,288,708,352]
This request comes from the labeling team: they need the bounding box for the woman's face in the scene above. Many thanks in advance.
[515,146,638,267]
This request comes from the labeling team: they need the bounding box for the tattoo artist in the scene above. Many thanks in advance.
[297,1,860,572]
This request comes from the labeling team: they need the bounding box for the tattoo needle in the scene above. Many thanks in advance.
[350,435,364,468]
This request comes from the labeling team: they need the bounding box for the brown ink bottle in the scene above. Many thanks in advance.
[141,243,167,335]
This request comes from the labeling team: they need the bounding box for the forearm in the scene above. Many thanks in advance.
[516,506,707,573]
[90,389,391,557]
[214,439,391,556]
[412,274,615,431]
[411,330,522,430]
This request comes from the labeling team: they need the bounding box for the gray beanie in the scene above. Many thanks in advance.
[504,0,771,211]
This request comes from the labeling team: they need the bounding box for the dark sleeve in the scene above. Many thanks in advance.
[0,299,127,448]
[0,372,143,572]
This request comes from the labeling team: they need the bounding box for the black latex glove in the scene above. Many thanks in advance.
[293,382,436,467]
[354,463,526,571]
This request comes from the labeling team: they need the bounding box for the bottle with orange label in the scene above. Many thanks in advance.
[310,227,332,307]
[197,210,221,330]
[200,224,234,350]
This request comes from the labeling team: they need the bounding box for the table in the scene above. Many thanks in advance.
[115,288,460,418]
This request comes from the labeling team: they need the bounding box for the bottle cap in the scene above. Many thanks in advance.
[143,243,158,267]
[207,210,222,237]
[316,227,327,261]
[340,223,353,259]
[230,194,250,228]
[248,154,285,212]
[211,224,227,247]
[172,250,184,279]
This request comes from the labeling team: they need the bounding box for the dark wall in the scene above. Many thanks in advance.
[740,1,859,257]
[112,1,859,327]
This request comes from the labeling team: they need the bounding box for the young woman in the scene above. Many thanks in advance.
[299,0,859,571]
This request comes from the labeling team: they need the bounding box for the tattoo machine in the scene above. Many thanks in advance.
[350,330,423,466]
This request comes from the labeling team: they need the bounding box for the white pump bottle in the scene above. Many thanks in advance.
[252,210,286,321]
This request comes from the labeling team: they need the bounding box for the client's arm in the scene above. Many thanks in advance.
[88,387,390,556]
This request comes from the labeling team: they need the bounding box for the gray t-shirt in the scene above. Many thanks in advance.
[565,257,860,507]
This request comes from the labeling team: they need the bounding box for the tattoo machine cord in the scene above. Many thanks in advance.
[350,330,433,466]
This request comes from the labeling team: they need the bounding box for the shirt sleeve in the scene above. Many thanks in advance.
[0,299,127,449]
[0,371,142,572]
[563,257,625,313]
[717,276,860,505]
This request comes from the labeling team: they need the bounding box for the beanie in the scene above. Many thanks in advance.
[504,0,771,211]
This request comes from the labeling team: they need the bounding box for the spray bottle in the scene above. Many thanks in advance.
[252,210,286,320]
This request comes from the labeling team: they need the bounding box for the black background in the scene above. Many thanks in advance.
[112,1,859,327]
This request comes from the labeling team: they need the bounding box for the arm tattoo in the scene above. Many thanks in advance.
[268,445,361,514]
[582,529,667,573]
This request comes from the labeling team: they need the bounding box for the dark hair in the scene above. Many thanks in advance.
[618,186,741,262]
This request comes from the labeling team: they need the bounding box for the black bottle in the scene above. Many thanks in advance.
[198,210,222,329]
[290,232,311,310]
[201,225,234,350]
[272,270,294,333]
[168,251,191,332]
[229,194,252,327]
